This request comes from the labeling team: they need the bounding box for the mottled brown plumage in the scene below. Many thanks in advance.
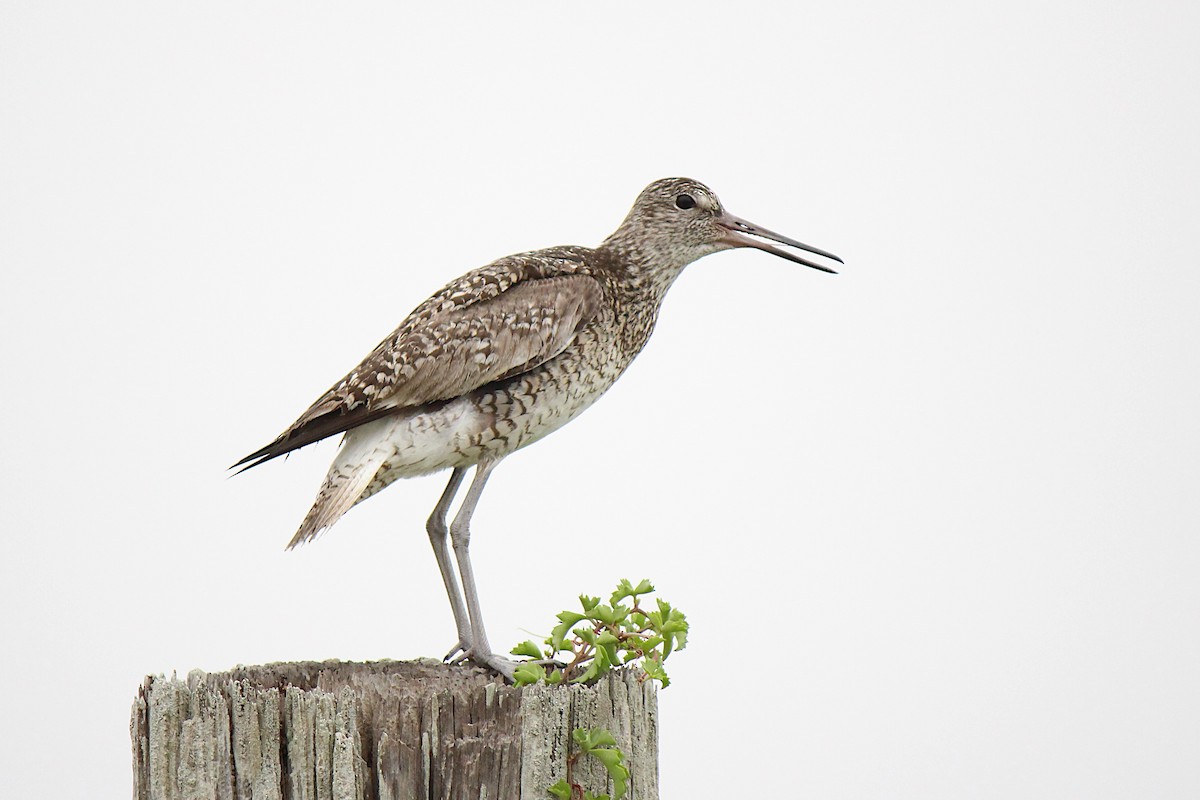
[236,265,604,475]
[236,177,841,678]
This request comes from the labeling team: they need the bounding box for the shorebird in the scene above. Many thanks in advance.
[236,178,841,678]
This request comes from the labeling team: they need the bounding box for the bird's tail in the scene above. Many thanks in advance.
[286,426,396,549]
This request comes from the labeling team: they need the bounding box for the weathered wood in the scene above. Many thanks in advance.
[131,660,658,800]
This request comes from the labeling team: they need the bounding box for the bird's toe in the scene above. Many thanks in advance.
[443,638,472,663]
[472,652,517,681]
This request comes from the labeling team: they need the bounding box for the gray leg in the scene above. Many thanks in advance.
[427,467,472,661]
[449,458,515,679]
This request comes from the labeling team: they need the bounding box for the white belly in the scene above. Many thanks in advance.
[348,366,612,504]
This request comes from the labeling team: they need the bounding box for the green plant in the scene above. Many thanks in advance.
[547,727,630,800]
[510,578,688,687]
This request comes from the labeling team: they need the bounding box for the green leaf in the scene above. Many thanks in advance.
[609,578,635,605]
[597,641,614,669]
[651,603,688,658]
[610,578,655,606]
[590,748,623,770]
[641,657,670,688]
[564,727,630,799]
[589,748,629,800]
[572,643,614,684]
[574,727,617,750]
[635,634,663,653]
[511,640,543,659]
[596,631,619,666]
[579,594,601,613]
[512,662,546,687]
[550,611,589,651]
[557,610,588,627]
[547,778,572,800]
[549,622,574,653]
[611,769,629,800]
[662,617,688,657]
[546,668,564,685]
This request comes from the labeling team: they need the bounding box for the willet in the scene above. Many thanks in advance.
[235,177,842,678]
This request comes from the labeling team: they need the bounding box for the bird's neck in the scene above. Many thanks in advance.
[597,233,692,306]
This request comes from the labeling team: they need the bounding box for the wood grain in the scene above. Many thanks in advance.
[131,660,658,800]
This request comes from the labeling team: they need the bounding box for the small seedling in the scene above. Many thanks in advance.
[547,727,630,800]
[510,578,688,688]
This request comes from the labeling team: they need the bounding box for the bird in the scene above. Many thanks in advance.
[235,177,842,679]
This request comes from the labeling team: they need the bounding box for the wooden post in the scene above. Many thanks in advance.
[131,659,659,800]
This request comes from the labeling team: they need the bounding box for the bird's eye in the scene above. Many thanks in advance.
[675,194,696,210]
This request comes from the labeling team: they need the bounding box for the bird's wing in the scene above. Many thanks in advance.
[234,264,603,470]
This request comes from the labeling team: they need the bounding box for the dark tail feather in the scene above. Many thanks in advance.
[230,441,291,474]
[231,405,401,474]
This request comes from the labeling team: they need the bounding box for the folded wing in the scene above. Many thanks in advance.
[234,270,603,471]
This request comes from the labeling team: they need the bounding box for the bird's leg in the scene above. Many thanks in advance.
[449,458,515,680]
[427,467,473,661]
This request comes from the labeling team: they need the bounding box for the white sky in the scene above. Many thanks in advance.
[2,2,1198,798]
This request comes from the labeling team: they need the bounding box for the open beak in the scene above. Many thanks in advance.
[718,212,843,274]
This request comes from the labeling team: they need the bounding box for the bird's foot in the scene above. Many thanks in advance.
[469,651,518,681]
[448,647,519,681]
[442,638,471,663]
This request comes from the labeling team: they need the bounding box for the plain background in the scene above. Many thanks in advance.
[2,2,1198,797]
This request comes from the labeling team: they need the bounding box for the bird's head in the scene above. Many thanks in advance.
[604,177,842,277]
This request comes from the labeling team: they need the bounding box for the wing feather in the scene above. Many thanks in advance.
[234,265,602,470]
